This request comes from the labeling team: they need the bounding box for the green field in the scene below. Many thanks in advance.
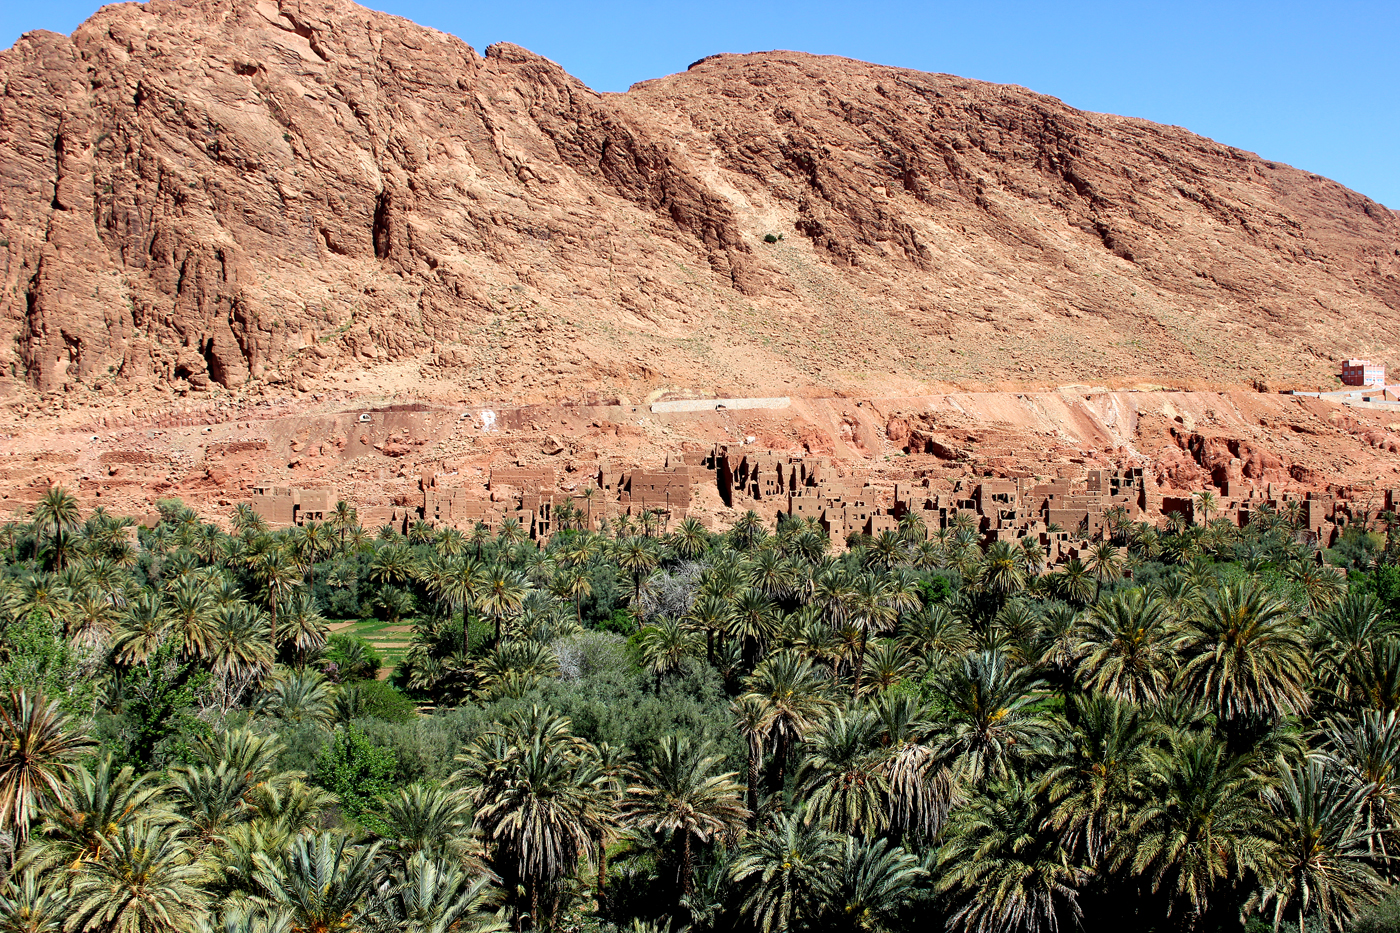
[328,619,414,677]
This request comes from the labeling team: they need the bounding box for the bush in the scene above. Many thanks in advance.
[1326,526,1386,571]
[346,679,416,723]
[581,565,624,627]
[314,724,398,832]
[326,587,364,620]
[1352,890,1400,933]
[763,233,779,244]
[597,607,637,637]
[0,613,98,717]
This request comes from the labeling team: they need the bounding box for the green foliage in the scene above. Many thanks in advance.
[2,488,1397,933]
[343,679,416,723]
[1328,526,1387,571]
[598,606,638,637]
[99,637,210,771]
[1352,891,1400,933]
[917,573,954,605]
[0,613,97,717]
[1355,564,1400,619]
[313,724,398,833]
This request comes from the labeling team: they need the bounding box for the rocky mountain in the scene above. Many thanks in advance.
[1,0,1398,408]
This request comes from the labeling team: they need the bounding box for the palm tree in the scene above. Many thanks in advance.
[69,821,210,933]
[1176,581,1311,727]
[1194,490,1217,527]
[250,547,301,648]
[229,503,263,535]
[614,536,660,606]
[936,781,1086,933]
[67,591,118,651]
[622,736,749,895]
[207,603,274,694]
[31,487,80,570]
[727,589,780,670]
[1255,757,1387,933]
[639,617,700,684]
[196,907,293,933]
[26,752,169,871]
[1102,505,1131,544]
[41,527,83,574]
[466,732,607,928]
[331,500,357,552]
[370,543,419,588]
[731,511,767,551]
[478,564,528,646]
[669,518,711,561]
[254,832,380,933]
[1076,589,1180,705]
[365,852,505,933]
[900,604,974,669]
[258,669,335,724]
[866,531,908,572]
[796,707,887,837]
[0,689,90,843]
[467,523,493,560]
[1017,536,1047,578]
[748,549,798,603]
[1041,695,1160,867]
[872,693,953,845]
[0,871,68,933]
[165,573,218,661]
[742,652,834,792]
[846,573,899,699]
[377,783,476,864]
[499,517,529,550]
[979,540,1027,599]
[1324,710,1400,865]
[729,694,770,823]
[555,565,591,628]
[579,487,598,531]
[1312,591,1392,694]
[826,837,926,933]
[1288,560,1346,616]
[279,589,329,669]
[1051,559,1094,606]
[1085,540,1123,603]
[113,591,171,667]
[729,812,841,933]
[932,652,1049,785]
[170,762,254,847]
[1123,733,1273,928]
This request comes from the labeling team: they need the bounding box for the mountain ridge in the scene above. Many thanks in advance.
[0,0,1397,416]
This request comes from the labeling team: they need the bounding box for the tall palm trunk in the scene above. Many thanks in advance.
[681,831,694,895]
[851,624,869,699]
[746,738,761,826]
[596,837,608,901]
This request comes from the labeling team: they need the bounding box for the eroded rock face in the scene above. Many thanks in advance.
[0,1,753,395]
[1,1,1397,402]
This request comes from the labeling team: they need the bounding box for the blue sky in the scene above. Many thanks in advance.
[4,1,1397,207]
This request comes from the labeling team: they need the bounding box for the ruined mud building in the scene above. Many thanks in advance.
[711,446,1398,557]
[248,444,1396,562]
[250,483,334,528]
[417,454,704,540]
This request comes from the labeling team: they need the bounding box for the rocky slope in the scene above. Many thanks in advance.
[0,0,1397,418]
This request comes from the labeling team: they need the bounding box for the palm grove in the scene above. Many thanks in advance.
[2,486,1400,933]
